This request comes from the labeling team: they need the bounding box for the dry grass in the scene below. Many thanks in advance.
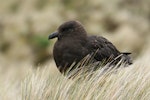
[1,52,150,100]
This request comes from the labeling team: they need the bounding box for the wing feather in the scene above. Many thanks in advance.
[87,36,120,61]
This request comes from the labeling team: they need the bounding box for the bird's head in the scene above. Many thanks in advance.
[48,20,87,40]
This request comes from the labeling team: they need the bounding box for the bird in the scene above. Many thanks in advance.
[48,20,132,74]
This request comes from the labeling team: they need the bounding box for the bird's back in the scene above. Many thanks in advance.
[87,36,120,61]
[86,35,132,66]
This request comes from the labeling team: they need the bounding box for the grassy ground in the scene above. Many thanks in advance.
[0,50,150,100]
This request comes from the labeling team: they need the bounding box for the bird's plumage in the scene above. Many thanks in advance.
[48,20,132,74]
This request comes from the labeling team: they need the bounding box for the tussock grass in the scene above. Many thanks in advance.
[20,53,150,100]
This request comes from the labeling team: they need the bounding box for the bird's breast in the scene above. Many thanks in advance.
[53,39,89,67]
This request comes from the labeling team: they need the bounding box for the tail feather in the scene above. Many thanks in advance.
[109,52,133,67]
[121,52,131,55]
[121,52,133,65]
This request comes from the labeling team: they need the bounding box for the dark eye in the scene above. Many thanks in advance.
[62,27,73,32]
[68,28,73,32]
[62,28,68,32]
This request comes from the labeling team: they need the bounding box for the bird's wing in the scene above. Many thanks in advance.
[87,36,120,62]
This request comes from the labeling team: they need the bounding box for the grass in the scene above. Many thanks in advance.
[10,51,147,100]
[0,52,150,100]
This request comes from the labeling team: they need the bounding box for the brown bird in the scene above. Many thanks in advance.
[48,20,132,74]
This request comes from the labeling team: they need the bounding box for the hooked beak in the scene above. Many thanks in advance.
[48,32,59,40]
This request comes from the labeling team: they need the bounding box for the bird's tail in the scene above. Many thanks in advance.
[120,52,133,65]
[109,52,133,67]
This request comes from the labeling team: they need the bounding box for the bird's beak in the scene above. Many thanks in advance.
[48,32,58,40]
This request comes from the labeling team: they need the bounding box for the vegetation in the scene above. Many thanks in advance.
[0,51,150,100]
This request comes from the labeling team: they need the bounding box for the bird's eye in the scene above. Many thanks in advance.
[68,28,73,32]
[62,28,67,32]
[62,27,73,32]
